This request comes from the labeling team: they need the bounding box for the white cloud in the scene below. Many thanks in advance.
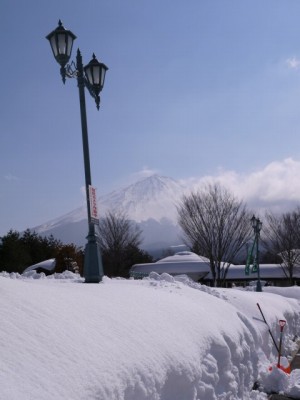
[181,158,300,212]
[130,167,160,181]
[80,186,86,197]
[286,57,300,70]
[4,174,18,181]
[107,167,161,194]
[126,159,300,214]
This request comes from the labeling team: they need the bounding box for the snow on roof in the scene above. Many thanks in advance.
[157,251,210,263]
[130,251,210,280]
[23,259,56,273]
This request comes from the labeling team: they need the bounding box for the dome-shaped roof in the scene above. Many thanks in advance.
[158,251,210,264]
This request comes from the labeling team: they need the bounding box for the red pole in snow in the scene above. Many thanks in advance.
[277,320,286,368]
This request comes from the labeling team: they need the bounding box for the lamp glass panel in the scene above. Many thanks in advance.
[101,69,106,86]
[258,221,262,230]
[92,66,100,85]
[67,34,74,57]
[50,35,58,56]
[58,33,67,55]
[85,68,93,85]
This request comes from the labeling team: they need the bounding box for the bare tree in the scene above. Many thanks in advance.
[98,211,150,277]
[263,209,300,284]
[177,183,252,286]
[98,211,141,251]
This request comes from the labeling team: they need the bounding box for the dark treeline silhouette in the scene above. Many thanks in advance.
[0,229,83,274]
[0,212,153,278]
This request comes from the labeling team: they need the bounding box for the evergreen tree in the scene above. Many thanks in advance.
[0,230,30,273]
[0,230,61,273]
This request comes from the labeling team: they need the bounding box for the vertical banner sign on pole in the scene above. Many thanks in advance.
[89,185,99,224]
[277,319,286,368]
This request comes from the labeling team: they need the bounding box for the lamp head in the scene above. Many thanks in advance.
[84,54,108,96]
[46,20,76,68]
[257,219,263,231]
[251,215,256,229]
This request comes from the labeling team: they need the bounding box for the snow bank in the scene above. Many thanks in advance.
[1,271,300,399]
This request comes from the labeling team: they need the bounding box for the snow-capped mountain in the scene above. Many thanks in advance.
[100,174,185,222]
[33,175,187,254]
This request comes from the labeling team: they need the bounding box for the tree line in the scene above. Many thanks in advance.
[0,212,152,277]
[2,183,300,285]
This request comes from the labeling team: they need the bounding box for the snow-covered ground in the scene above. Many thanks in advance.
[1,270,300,400]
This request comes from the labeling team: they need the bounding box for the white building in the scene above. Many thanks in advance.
[130,251,300,286]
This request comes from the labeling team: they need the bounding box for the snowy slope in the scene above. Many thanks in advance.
[1,271,300,399]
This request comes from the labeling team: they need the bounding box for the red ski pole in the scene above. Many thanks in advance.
[277,320,286,368]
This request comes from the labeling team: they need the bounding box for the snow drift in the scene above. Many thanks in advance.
[1,271,300,399]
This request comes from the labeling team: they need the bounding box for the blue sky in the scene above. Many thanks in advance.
[2,0,300,235]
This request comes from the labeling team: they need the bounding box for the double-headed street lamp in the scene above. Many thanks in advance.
[46,21,108,283]
[251,215,263,292]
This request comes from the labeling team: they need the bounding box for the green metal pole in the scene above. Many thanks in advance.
[76,49,104,283]
[256,229,262,292]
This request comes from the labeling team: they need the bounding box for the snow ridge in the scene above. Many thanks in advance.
[3,271,300,399]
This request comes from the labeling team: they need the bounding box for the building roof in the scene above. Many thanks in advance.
[221,263,300,280]
[130,252,300,282]
[130,251,210,280]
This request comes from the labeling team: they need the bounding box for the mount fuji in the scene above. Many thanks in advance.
[33,175,187,255]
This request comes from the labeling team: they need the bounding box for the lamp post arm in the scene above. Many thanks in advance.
[61,57,101,109]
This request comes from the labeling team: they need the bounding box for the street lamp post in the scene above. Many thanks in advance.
[250,215,263,292]
[46,20,108,283]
